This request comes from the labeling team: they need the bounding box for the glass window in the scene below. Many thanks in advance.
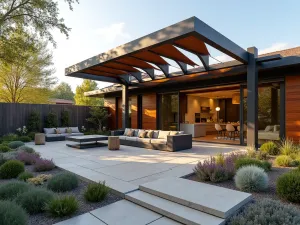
[159,93,179,131]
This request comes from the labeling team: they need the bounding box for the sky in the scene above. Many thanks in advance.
[51,0,300,91]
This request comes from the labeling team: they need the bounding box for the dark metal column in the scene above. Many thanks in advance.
[247,47,258,148]
[122,85,129,129]
[239,85,244,145]
[280,81,286,139]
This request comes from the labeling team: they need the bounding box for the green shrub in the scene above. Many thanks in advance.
[45,111,58,128]
[275,155,293,167]
[19,136,31,143]
[8,141,24,149]
[215,153,225,166]
[277,170,300,203]
[227,198,300,225]
[279,139,297,155]
[27,132,36,141]
[1,133,18,142]
[235,157,271,171]
[46,195,78,217]
[260,141,280,155]
[234,166,268,192]
[16,188,54,214]
[0,155,6,166]
[61,110,70,127]
[255,151,268,160]
[0,160,25,179]
[47,172,78,192]
[0,200,28,225]
[84,182,110,202]
[27,110,41,132]
[17,171,34,181]
[0,145,11,153]
[17,145,36,154]
[0,181,31,200]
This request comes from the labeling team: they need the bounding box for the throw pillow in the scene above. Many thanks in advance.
[66,128,72,133]
[146,130,154,138]
[124,128,131,136]
[169,131,178,136]
[139,131,147,138]
[264,125,274,132]
[55,129,61,134]
[126,130,134,137]
[158,131,170,139]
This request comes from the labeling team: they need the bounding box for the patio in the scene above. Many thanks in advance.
[27,141,244,197]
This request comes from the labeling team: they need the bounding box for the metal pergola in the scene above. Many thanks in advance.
[65,16,292,147]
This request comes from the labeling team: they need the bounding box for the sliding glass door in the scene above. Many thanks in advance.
[158,93,179,131]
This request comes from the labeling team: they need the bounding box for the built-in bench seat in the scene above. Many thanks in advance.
[111,128,192,152]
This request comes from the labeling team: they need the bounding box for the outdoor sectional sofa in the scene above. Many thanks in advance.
[44,127,84,142]
[111,128,192,152]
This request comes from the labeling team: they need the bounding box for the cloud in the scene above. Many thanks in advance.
[95,22,130,43]
[258,43,294,55]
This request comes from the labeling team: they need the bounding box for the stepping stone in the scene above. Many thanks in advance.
[53,213,106,225]
[90,199,162,225]
[139,177,252,219]
[126,190,225,225]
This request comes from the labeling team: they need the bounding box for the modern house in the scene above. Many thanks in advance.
[65,17,300,147]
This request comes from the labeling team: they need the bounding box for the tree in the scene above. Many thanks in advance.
[86,107,111,132]
[61,110,70,127]
[45,111,58,128]
[74,80,103,106]
[0,0,79,63]
[0,36,56,103]
[52,82,74,100]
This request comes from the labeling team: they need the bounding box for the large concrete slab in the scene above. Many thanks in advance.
[53,213,106,225]
[140,177,252,219]
[149,217,183,225]
[126,190,225,225]
[90,200,162,225]
[27,141,244,197]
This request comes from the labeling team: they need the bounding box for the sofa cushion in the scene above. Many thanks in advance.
[44,128,56,134]
[57,127,67,133]
[178,131,184,134]
[152,130,160,139]
[169,131,178,136]
[264,125,274,132]
[70,127,80,133]
[138,131,147,138]
[158,131,170,139]
[45,134,62,138]
[146,130,154,138]
[133,129,139,137]
[151,139,167,145]
[119,136,127,140]
[136,138,151,143]
[124,128,131,136]
[126,137,138,141]
[126,130,134,137]
[274,125,280,132]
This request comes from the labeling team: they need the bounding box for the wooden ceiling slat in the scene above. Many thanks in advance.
[92,66,127,75]
[102,62,139,72]
[116,57,156,69]
[150,44,197,66]
[131,51,168,65]
[174,36,209,55]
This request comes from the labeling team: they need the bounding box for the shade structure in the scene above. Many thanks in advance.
[65,16,249,85]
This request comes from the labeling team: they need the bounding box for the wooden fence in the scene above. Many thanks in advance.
[0,103,108,136]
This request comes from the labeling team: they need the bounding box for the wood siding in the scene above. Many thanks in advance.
[286,76,300,141]
[117,97,122,129]
[131,96,138,129]
[104,97,116,130]
[142,94,157,129]
[0,103,108,136]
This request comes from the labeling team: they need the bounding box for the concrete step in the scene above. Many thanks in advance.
[126,190,225,225]
[139,177,252,219]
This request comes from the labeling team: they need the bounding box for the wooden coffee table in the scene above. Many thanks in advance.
[66,135,109,149]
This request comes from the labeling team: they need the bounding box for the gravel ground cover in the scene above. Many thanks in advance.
[0,166,122,225]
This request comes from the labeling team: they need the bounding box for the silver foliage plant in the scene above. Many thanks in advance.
[227,198,300,225]
[234,165,268,192]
